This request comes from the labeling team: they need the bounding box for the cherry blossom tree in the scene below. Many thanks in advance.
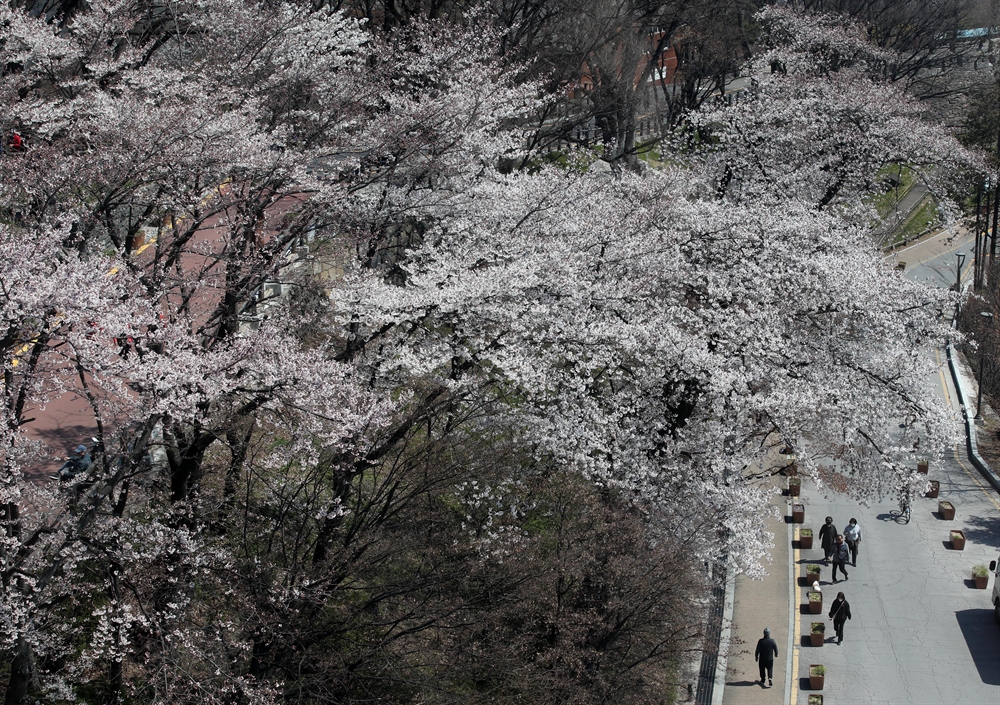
[0,1,978,702]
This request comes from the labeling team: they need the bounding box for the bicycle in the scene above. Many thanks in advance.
[894,495,911,524]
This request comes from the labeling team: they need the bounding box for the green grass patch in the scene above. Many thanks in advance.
[868,164,917,218]
[894,197,940,244]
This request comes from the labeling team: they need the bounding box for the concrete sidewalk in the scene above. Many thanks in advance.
[722,483,792,705]
[720,345,1000,704]
[788,459,1000,705]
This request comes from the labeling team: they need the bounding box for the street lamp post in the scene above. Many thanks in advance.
[976,310,994,421]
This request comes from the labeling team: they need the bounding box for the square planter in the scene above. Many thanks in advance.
[808,591,823,614]
[809,664,825,690]
[788,478,801,497]
[806,565,821,584]
[939,500,955,520]
[792,503,805,524]
[800,529,814,549]
[810,622,825,646]
[917,459,929,474]
[951,530,966,550]
[925,480,940,499]
[974,571,988,589]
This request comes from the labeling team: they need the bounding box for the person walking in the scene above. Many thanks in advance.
[843,518,862,566]
[754,627,779,688]
[828,592,852,644]
[819,516,838,563]
[831,534,850,582]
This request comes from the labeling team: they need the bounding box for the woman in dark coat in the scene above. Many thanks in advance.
[819,516,838,562]
[828,592,852,644]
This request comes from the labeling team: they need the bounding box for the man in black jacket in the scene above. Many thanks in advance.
[754,627,779,687]
[831,535,850,583]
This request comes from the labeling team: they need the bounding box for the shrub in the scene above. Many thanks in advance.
[973,564,989,578]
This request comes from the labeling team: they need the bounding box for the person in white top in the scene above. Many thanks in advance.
[843,518,862,567]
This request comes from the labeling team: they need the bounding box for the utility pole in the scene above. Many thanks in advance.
[985,182,994,287]
[977,311,994,421]
[974,183,983,290]
[992,82,1000,282]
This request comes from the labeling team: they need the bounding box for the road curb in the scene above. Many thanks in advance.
[711,558,736,705]
[946,342,1000,494]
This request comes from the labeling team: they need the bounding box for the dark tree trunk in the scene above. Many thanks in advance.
[4,637,32,705]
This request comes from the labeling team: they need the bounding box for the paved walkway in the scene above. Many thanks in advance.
[722,342,1000,704]
[722,484,791,705]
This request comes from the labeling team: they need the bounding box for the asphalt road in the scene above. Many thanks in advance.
[790,227,1000,704]
[723,225,1000,705]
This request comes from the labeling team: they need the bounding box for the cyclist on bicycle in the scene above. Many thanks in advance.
[898,487,913,523]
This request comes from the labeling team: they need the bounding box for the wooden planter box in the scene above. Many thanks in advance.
[128,232,145,251]
[810,623,825,646]
[926,480,940,499]
[974,572,988,589]
[789,478,801,497]
[809,665,825,690]
[917,459,929,474]
[800,530,814,549]
[951,530,966,550]
[808,592,822,614]
[792,503,805,524]
[939,500,955,520]
[806,566,821,584]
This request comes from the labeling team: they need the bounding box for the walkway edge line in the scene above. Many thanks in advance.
[946,343,1000,494]
[784,502,794,705]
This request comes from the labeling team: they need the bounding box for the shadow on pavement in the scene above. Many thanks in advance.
[798,677,816,691]
[961,514,1000,551]
[964,579,983,590]
[875,512,898,522]
[725,680,758,687]
[955,609,1000,685]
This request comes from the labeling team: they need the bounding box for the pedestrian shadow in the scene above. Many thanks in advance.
[875,512,897,522]
[955,609,1000,685]
[960,514,1000,551]
[725,680,758,687]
